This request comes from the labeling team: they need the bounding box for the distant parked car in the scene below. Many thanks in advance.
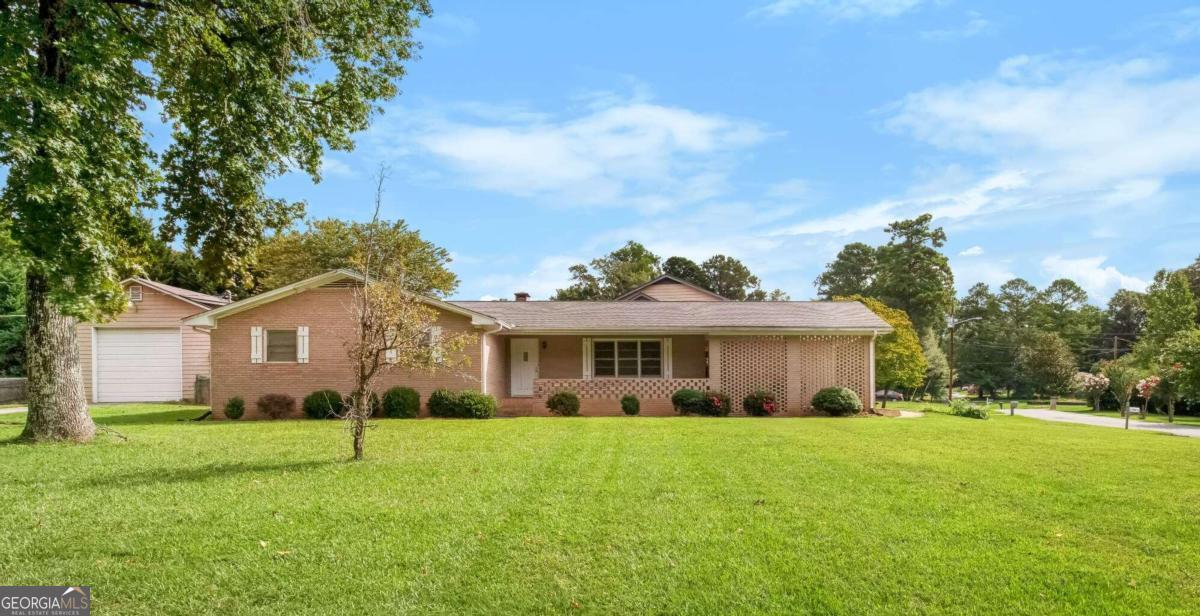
[875,390,904,401]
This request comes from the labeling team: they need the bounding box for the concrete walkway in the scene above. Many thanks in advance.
[0,406,26,415]
[1013,408,1200,438]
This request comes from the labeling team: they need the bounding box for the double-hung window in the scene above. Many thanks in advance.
[266,329,298,362]
[592,339,662,378]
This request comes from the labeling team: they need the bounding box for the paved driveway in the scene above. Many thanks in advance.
[1014,408,1200,438]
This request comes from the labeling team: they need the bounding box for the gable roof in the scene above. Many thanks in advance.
[452,300,891,334]
[123,278,230,309]
[615,275,728,302]
[183,269,500,328]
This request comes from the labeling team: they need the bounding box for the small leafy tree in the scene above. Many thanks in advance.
[1164,331,1200,413]
[1102,359,1143,421]
[1154,363,1183,424]
[340,172,471,460]
[1016,331,1077,397]
[836,295,926,408]
[919,328,949,401]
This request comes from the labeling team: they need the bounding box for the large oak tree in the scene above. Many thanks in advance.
[1,0,431,441]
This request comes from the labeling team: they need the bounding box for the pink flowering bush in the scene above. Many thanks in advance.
[1136,376,1161,400]
[1072,371,1110,411]
[743,390,779,416]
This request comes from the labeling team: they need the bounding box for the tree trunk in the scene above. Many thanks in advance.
[20,272,95,442]
[352,418,364,461]
[1168,398,1175,424]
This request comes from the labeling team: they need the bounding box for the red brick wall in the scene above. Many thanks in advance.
[210,286,483,419]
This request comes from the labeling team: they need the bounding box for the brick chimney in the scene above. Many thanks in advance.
[514,292,530,302]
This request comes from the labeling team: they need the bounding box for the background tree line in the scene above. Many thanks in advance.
[552,241,789,301]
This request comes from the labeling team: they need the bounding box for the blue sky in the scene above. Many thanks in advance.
[269,1,1198,301]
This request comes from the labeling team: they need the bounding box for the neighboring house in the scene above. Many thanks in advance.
[615,275,728,301]
[78,278,229,403]
[185,270,891,419]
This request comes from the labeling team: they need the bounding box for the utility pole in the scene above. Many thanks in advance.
[946,314,982,405]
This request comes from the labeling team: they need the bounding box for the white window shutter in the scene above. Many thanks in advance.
[385,328,399,364]
[430,325,443,362]
[582,337,593,380]
[663,338,673,379]
[250,327,263,364]
[296,326,309,364]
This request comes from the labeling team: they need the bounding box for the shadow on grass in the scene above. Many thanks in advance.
[93,409,211,426]
[81,460,333,490]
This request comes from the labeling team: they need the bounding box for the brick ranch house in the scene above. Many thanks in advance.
[183,271,892,419]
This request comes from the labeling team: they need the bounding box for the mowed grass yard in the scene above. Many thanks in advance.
[1,406,1199,614]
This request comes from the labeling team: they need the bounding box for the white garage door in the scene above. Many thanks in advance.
[95,328,182,403]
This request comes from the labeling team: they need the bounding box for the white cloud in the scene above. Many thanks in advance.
[477,255,582,300]
[765,179,811,200]
[953,259,1016,293]
[320,155,356,179]
[921,12,993,40]
[379,96,768,213]
[1040,255,1148,298]
[772,53,1199,240]
[887,55,1200,189]
[958,245,984,256]
[1136,7,1200,42]
[749,0,927,20]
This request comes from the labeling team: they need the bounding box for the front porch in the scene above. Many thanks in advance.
[489,332,874,417]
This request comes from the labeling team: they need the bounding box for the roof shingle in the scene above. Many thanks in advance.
[449,300,891,332]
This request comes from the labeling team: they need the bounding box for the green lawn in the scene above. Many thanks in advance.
[2,405,1199,614]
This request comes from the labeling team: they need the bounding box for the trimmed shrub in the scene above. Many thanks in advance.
[812,387,862,416]
[704,391,732,417]
[257,393,296,419]
[951,399,990,420]
[382,387,420,418]
[743,390,779,416]
[546,391,581,416]
[428,388,458,418]
[303,389,345,419]
[457,390,497,419]
[224,396,245,420]
[672,388,707,414]
[620,394,640,416]
[428,388,496,419]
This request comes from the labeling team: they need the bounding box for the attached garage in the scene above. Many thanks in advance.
[93,328,182,402]
[78,278,230,404]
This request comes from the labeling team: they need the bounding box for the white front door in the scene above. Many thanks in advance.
[510,338,539,397]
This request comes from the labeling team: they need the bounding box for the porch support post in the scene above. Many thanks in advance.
[869,331,877,409]
[708,337,722,391]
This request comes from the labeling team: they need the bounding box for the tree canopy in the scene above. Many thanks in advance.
[255,218,458,296]
[553,243,785,301]
[1,0,432,442]
[1016,331,1078,396]
[837,295,926,395]
[1139,269,1198,359]
[815,215,953,332]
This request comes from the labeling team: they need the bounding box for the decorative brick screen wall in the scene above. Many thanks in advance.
[785,335,871,413]
[717,336,789,414]
[534,378,709,401]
